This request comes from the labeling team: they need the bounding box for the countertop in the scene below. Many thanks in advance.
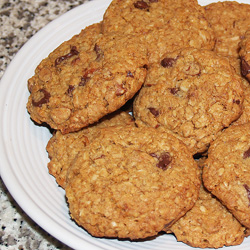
[0,1,90,249]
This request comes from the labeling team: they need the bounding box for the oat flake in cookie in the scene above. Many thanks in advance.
[133,48,244,155]
[65,126,200,239]
[46,111,135,189]
[27,23,148,134]
[203,123,250,229]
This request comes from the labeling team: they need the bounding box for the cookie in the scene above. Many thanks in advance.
[240,29,250,82]
[170,183,246,248]
[203,123,250,228]
[204,1,250,58]
[102,0,215,63]
[46,111,135,188]
[65,126,200,239]
[133,48,244,155]
[27,22,148,134]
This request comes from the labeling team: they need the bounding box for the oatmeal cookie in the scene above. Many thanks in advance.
[169,183,246,248]
[133,48,244,155]
[102,0,215,63]
[203,123,250,228]
[27,23,148,133]
[204,1,250,58]
[65,126,200,239]
[46,111,134,188]
[240,29,250,82]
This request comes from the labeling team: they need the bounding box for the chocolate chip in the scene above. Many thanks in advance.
[134,1,149,9]
[79,76,89,86]
[142,64,149,70]
[32,89,50,107]
[243,184,250,206]
[67,85,75,95]
[149,0,158,2]
[241,58,250,77]
[157,152,172,170]
[161,57,176,68]
[55,46,79,66]
[151,152,172,170]
[148,107,159,117]
[169,87,180,95]
[127,71,134,78]
[94,44,104,61]
[233,99,241,105]
[243,147,250,159]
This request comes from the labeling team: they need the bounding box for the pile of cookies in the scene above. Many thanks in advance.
[26,0,250,248]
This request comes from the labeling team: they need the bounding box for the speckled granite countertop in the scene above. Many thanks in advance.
[0,1,90,249]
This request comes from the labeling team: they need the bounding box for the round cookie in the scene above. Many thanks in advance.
[169,184,246,248]
[240,29,250,82]
[204,1,250,58]
[46,111,134,188]
[65,126,200,239]
[133,48,244,155]
[203,123,250,228]
[27,22,148,134]
[102,0,215,64]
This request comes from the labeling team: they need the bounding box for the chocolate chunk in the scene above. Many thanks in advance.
[161,57,176,68]
[148,107,159,117]
[134,1,149,10]
[169,87,180,95]
[55,46,79,66]
[243,147,250,159]
[127,71,134,78]
[157,152,172,170]
[243,184,250,206]
[94,44,104,61]
[32,89,50,107]
[79,76,89,86]
[67,85,75,96]
[233,99,241,105]
[241,58,250,77]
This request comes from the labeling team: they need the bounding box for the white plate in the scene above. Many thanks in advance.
[0,0,250,249]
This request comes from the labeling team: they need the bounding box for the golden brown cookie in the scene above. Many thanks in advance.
[27,23,148,133]
[102,0,215,63]
[169,183,246,248]
[133,48,244,154]
[204,1,250,58]
[65,126,200,239]
[203,123,250,229]
[46,111,134,188]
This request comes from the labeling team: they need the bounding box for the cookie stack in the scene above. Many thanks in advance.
[26,0,250,248]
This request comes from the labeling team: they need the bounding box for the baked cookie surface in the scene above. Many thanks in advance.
[170,184,246,248]
[203,123,250,228]
[240,29,250,82]
[27,23,148,133]
[65,126,200,239]
[204,1,250,58]
[133,48,244,154]
[102,0,215,63]
[46,111,134,188]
